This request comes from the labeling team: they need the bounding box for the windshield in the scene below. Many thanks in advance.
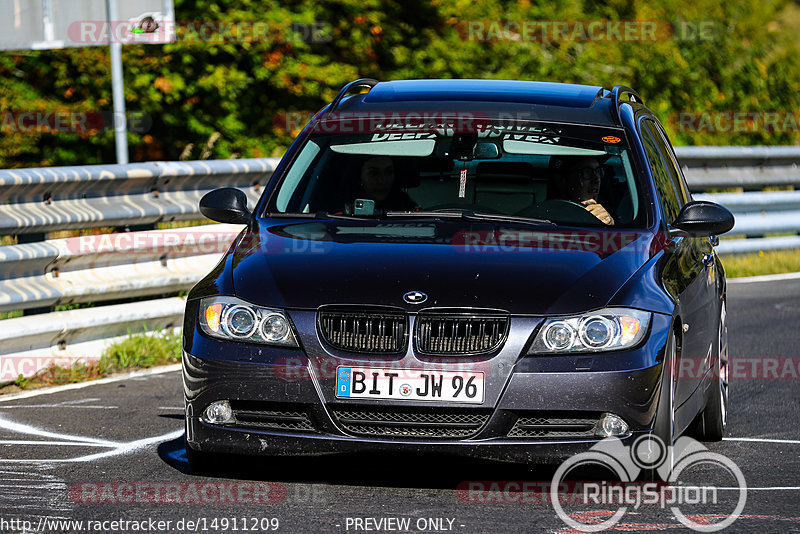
[265,120,645,228]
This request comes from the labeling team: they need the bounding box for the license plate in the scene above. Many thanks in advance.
[336,367,484,403]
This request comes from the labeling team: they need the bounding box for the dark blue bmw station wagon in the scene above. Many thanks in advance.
[182,79,734,472]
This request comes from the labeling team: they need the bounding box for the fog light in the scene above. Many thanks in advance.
[594,413,629,437]
[202,400,234,425]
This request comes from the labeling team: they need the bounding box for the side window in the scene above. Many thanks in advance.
[640,119,682,223]
[652,122,691,204]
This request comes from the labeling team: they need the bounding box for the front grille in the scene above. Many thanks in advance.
[416,313,509,355]
[230,402,316,432]
[507,414,598,439]
[319,309,407,353]
[330,406,490,439]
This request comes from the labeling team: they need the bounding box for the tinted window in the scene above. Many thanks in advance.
[640,119,681,223]
[652,122,692,204]
[267,119,647,228]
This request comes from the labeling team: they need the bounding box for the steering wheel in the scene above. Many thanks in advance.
[518,199,602,225]
[425,203,504,214]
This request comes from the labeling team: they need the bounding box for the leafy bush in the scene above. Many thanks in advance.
[2,329,181,390]
[0,0,798,168]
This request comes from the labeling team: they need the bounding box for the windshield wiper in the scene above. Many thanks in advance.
[314,211,379,220]
[386,210,555,227]
[462,211,556,227]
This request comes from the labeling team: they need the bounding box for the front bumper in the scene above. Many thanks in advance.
[186,416,650,464]
[183,311,671,464]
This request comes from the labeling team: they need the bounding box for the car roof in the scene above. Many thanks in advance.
[323,79,632,128]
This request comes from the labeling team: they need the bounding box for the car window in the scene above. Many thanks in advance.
[652,122,692,204]
[265,119,648,229]
[640,118,682,223]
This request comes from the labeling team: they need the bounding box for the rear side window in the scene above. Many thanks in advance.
[640,118,682,223]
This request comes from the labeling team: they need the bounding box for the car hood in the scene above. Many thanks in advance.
[230,219,660,315]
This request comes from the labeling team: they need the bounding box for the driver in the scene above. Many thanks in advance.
[561,157,615,225]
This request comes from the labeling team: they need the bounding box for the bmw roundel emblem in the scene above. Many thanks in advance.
[403,291,427,304]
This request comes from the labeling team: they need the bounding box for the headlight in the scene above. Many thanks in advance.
[198,296,298,347]
[529,308,650,354]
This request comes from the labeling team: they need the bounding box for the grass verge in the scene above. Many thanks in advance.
[721,248,800,278]
[0,329,181,395]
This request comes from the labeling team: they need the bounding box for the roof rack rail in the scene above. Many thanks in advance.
[327,78,379,115]
[610,85,644,123]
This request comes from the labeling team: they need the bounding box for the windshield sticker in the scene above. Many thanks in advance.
[501,133,560,143]
[602,135,622,143]
[459,168,468,198]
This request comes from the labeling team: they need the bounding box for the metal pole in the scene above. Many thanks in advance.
[106,0,129,164]
[41,0,55,42]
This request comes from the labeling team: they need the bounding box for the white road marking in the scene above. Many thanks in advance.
[0,429,184,464]
[724,437,800,444]
[0,364,181,403]
[0,441,111,447]
[0,413,182,463]
[0,465,71,514]
[729,272,800,283]
[0,405,118,409]
[69,429,184,463]
[0,415,119,447]
[718,487,800,491]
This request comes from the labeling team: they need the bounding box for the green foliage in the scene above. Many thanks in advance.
[3,329,181,390]
[721,248,800,278]
[0,0,798,168]
[13,373,29,389]
[100,328,182,372]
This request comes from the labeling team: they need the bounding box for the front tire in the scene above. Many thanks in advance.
[693,303,728,441]
[640,330,677,481]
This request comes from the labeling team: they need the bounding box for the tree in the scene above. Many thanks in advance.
[0,0,797,168]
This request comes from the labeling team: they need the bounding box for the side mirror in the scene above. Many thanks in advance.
[669,201,734,237]
[200,188,251,224]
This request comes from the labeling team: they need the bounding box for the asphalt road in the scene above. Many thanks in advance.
[1,276,799,533]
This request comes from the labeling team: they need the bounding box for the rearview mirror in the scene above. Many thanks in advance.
[200,188,251,224]
[473,142,500,159]
[669,201,734,237]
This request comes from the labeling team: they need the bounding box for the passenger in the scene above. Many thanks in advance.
[350,156,416,213]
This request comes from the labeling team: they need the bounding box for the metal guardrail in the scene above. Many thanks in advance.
[1,147,799,381]
[0,224,241,313]
[674,146,800,254]
[0,297,185,382]
[677,146,800,191]
[0,158,279,235]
